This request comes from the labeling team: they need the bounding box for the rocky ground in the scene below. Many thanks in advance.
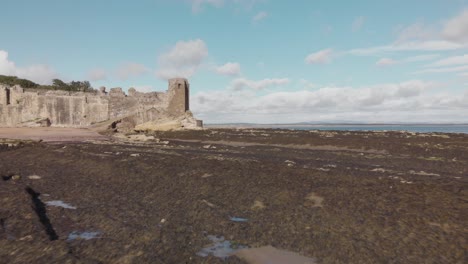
[0,128,466,263]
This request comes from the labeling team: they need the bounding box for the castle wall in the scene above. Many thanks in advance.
[0,78,193,128]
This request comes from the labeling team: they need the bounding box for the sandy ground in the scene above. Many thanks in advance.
[0,127,109,142]
[0,128,466,263]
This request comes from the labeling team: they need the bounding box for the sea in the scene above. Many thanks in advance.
[208,124,468,134]
[279,125,468,134]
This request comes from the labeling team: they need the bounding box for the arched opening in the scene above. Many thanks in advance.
[5,88,10,105]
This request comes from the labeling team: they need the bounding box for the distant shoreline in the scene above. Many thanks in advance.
[206,123,468,127]
[205,123,468,134]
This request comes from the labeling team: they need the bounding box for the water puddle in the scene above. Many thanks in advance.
[45,200,77,209]
[230,217,248,222]
[67,231,101,241]
[197,235,247,259]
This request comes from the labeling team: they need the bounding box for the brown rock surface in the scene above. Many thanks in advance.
[0,128,466,263]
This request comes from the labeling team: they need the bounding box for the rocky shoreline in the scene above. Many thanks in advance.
[0,128,466,263]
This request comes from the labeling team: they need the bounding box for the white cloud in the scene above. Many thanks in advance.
[348,41,463,56]
[0,50,58,85]
[232,0,265,10]
[395,22,437,42]
[252,11,268,23]
[348,10,468,58]
[299,79,316,89]
[442,9,468,43]
[189,0,264,13]
[192,80,468,124]
[117,62,149,80]
[155,39,209,80]
[190,0,224,13]
[87,68,107,81]
[376,58,398,67]
[404,54,441,62]
[305,49,333,64]
[427,54,468,67]
[375,54,440,67]
[131,85,154,93]
[215,62,241,76]
[352,16,365,32]
[230,77,290,91]
[415,65,468,74]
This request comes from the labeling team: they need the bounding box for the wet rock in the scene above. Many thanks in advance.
[235,246,316,264]
[251,200,266,210]
[127,134,155,142]
[201,173,213,178]
[202,200,216,208]
[371,168,387,173]
[305,192,324,208]
[28,175,41,180]
[409,170,440,176]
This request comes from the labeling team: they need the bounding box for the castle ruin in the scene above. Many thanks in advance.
[0,78,202,130]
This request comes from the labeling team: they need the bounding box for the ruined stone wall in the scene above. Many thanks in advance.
[0,78,195,128]
[0,86,110,127]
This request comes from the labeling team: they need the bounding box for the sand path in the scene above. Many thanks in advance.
[0,127,109,142]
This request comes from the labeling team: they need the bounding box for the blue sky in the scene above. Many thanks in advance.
[1,0,468,123]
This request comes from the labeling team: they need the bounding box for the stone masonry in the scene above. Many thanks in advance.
[0,78,202,130]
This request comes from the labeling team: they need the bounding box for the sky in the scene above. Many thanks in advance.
[1,0,468,124]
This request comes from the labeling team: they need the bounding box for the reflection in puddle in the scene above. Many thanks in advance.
[67,231,101,241]
[197,235,247,259]
[45,200,77,209]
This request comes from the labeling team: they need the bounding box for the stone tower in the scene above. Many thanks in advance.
[167,78,190,117]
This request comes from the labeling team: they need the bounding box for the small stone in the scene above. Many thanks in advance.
[28,175,41,180]
[19,235,33,241]
[202,173,213,178]
[160,219,166,223]
[130,153,140,157]
[251,200,266,210]
[305,192,324,208]
[285,160,296,167]
[11,175,21,180]
[203,145,212,149]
